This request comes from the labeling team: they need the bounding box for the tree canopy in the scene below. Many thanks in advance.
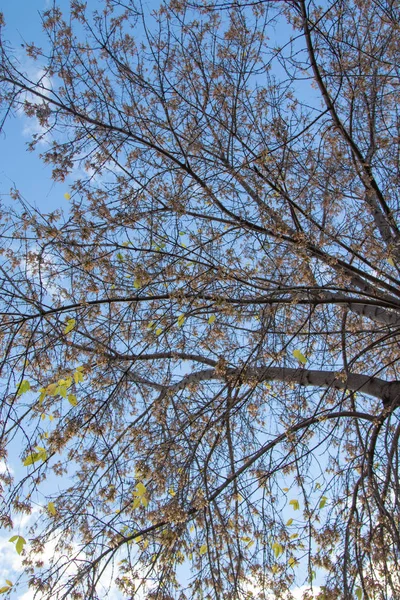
[1,0,400,597]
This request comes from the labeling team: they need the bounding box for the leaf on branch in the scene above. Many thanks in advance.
[74,367,84,384]
[68,394,77,406]
[289,499,300,510]
[132,482,149,508]
[17,379,31,396]
[319,496,328,509]
[64,192,71,200]
[47,502,57,516]
[9,535,26,555]
[199,544,207,555]
[208,315,216,324]
[23,446,47,466]
[64,318,76,334]
[271,541,283,558]
[292,349,307,364]
[177,314,185,327]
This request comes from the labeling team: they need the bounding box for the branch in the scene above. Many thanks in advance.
[127,365,400,407]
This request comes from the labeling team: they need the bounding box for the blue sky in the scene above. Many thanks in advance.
[0,0,71,214]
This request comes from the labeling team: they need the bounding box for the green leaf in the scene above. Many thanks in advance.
[289,499,300,511]
[116,252,124,261]
[17,379,30,396]
[355,587,363,600]
[208,315,216,324]
[293,349,307,364]
[271,541,283,558]
[64,318,76,334]
[319,496,328,509]
[8,536,18,543]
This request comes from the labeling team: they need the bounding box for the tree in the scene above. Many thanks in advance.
[0,0,400,597]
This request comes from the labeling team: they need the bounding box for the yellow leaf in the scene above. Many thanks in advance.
[199,544,207,555]
[9,535,26,555]
[286,518,293,526]
[288,557,298,567]
[177,314,185,327]
[290,533,298,539]
[4,582,12,588]
[135,482,146,497]
[23,452,40,466]
[132,497,141,510]
[56,385,67,399]
[38,388,46,405]
[168,487,176,496]
[64,193,71,200]
[47,383,57,395]
[47,502,56,516]
[17,379,30,396]
[272,541,283,558]
[387,257,395,267]
[271,564,279,574]
[155,328,162,336]
[319,496,328,509]
[143,539,149,549]
[208,315,216,324]
[0,587,11,594]
[64,318,76,334]
[74,370,84,384]
[134,279,141,289]
[293,349,307,364]
[289,499,300,511]
[68,394,77,406]
[282,487,289,492]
